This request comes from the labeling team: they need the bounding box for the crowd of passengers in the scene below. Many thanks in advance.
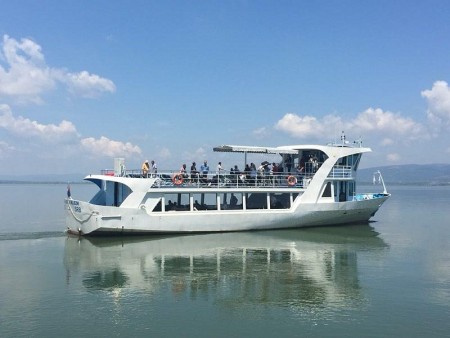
[140,154,321,185]
[171,155,320,186]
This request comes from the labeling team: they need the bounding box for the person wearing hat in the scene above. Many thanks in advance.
[141,160,150,177]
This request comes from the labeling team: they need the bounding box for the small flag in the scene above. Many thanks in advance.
[67,184,71,198]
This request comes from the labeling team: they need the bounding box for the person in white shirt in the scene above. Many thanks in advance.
[150,160,157,176]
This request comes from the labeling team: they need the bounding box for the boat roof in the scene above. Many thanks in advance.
[213,145,298,154]
[213,144,371,155]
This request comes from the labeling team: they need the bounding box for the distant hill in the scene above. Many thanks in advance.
[358,164,450,185]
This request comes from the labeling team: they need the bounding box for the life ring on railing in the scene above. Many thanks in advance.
[172,174,184,185]
[287,175,297,186]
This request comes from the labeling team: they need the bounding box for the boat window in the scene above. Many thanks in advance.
[192,193,217,210]
[100,181,132,207]
[333,182,338,198]
[338,154,361,170]
[165,193,190,211]
[339,181,347,201]
[295,149,328,174]
[349,182,355,197]
[352,154,361,170]
[246,193,267,209]
[89,189,106,206]
[322,182,332,197]
[153,199,162,212]
[219,192,243,210]
[116,182,132,206]
[269,193,291,209]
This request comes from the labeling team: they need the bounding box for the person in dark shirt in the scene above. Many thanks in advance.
[190,162,199,182]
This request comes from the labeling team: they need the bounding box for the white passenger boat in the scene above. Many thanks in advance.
[65,139,390,236]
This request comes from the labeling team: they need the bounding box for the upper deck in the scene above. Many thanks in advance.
[94,140,369,190]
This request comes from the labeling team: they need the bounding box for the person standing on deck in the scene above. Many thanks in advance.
[216,161,223,175]
[190,162,199,182]
[285,155,293,174]
[212,161,224,186]
[141,160,150,177]
[250,163,257,184]
[150,160,157,176]
[200,160,209,183]
[180,163,188,179]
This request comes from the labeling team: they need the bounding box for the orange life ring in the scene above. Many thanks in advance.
[287,175,297,186]
[173,174,184,185]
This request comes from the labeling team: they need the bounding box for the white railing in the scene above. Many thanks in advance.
[327,166,353,179]
[101,169,315,189]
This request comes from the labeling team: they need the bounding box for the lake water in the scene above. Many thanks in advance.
[0,183,449,337]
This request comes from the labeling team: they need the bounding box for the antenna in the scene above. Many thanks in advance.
[353,136,363,147]
[340,131,349,145]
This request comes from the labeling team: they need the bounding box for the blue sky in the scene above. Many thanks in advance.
[1,1,450,175]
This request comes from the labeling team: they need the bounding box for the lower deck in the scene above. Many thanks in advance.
[152,191,301,212]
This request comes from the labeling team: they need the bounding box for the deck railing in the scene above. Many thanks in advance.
[327,166,353,179]
[100,169,317,189]
[100,164,355,188]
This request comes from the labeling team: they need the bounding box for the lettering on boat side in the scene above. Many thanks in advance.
[66,199,81,212]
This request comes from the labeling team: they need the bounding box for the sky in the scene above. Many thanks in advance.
[1,0,450,175]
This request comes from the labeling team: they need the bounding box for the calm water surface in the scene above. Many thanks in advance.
[0,183,449,337]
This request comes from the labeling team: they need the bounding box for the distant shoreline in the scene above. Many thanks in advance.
[0,181,88,185]
[1,163,449,186]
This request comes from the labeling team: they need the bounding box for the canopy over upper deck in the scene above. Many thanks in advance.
[213,145,298,154]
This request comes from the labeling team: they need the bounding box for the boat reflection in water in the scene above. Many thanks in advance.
[64,224,388,309]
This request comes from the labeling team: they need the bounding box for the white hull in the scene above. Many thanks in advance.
[65,194,388,235]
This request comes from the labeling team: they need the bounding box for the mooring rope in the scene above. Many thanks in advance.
[67,200,97,223]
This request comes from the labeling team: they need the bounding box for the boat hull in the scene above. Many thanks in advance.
[65,195,389,236]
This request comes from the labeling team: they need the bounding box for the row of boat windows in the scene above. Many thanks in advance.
[322,181,356,201]
[91,179,356,208]
[92,180,356,208]
[152,192,300,212]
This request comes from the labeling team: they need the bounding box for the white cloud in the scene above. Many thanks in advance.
[63,70,116,98]
[421,80,450,127]
[275,108,426,142]
[0,104,141,162]
[0,104,78,142]
[80,136,141,158]
[252,127,270,139]
[0,35,115,103]
[274,113,326,138]
[0,140,15,156]
[157,147,171,160]
[381,138,394,146]
[182,147,207,163]
[387,153,400,162]
[0,35,55,104]
[351,108,425,137]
